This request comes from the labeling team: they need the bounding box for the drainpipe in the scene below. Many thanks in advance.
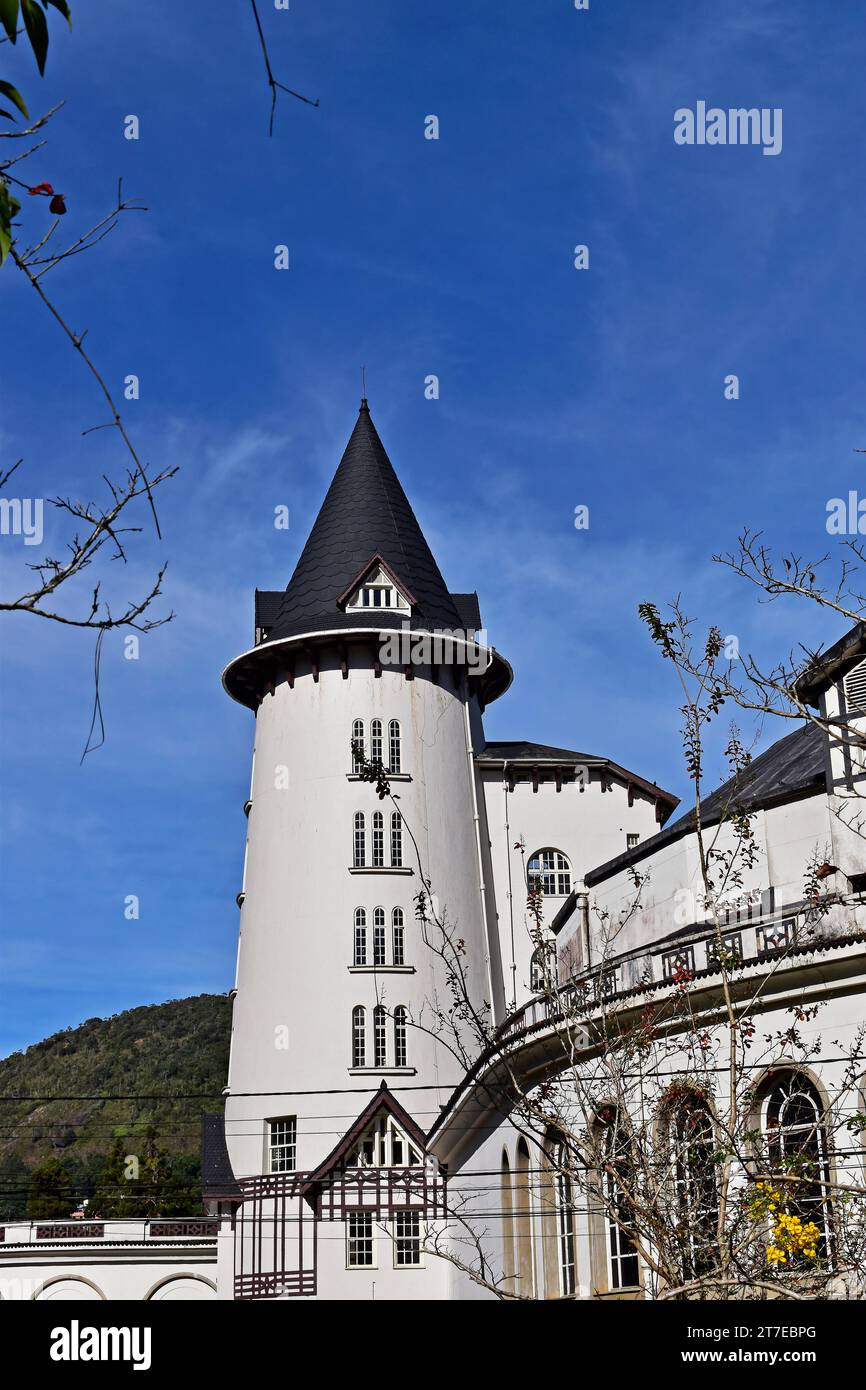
[463,693,496,1016]
[503,763,517,1010]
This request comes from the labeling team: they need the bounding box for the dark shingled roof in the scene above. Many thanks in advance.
[268,402,464,641]
[585,721,827,886]
[479,740,598,762]
[450,591,482,633]
[201,1112,241,1202]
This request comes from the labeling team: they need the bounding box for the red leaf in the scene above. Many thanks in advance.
[48,194,67,215]
[28,181,55,197]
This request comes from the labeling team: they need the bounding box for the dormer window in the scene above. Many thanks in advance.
[341,558,415,616]
[349,1114,423,1169]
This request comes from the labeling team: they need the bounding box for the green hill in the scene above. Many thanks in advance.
[0,994,231,1220]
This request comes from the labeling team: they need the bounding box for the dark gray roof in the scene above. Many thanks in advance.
[450,591,482,632]
[268,403,464,641]
[201,1112,241,1202]
[479,740,598,762]
[586,721,827,886]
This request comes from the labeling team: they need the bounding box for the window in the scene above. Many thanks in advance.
[370,718,383,765]
[762,1072,833,1257]
[394,1210,421,1267]
[394,1006,408,1068]
[527,848,571,897]
[391,812,403,867]
[373,907,386,965]
[268,1117,297,1173]
[353,908,367,966]
[372,811,384,868]
[374,1005,387,1067]
[352,1006,366,1068]
[347,1211,374,1267]
[553,1140,577,1297]
[361,584,396,608]
[667,1094,718,1278]
[353,812,366,868]
[351,719,365,773]
[349,1115,423,1168]
[530,947,545,992]
[388,720,401,773]
[626,833,639,850]
[599,1112,639,1290]
[392,907,405,966]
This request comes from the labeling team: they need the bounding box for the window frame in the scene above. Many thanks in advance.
[353,812,366,868]
[388,719,402,774]
[353,908,367,967]
[527,847,572,897]
[392,1209,423,1268]
[390,812,403,868]
[392,907,405,966]
[346,1210,376,1268]
[352,1005,366,1069]
[268,1116,297,1174]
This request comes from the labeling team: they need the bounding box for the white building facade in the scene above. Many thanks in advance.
[3,406,863,1301]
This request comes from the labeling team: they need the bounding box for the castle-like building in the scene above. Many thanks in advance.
[2,404,865,1302]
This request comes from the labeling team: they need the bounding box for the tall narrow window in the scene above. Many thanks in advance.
[353,908,367,966]
[347,1211,374,1267]
[352,1006,366,1068]
[370,718,383,765]
[388,720,402,773]
[501,1151,516,1293]
[514,1138,535,1296]
[600,1112,640,1290]
[392,907,405,966]
[391,812,403,868]
[372,811,384,868]
[373,908,386,965]
[668,1094,718,1278]
[393,1210,421,1267]
[553,1140,577,1297]
[353,812,366,868]
[351,719,365,773]
[763,1072,833,1258]
[374,1005,387,1067]
[268,1117,297,1173]
[394,1006,408,1068]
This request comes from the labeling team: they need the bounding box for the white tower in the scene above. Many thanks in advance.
[217,401,510,1298]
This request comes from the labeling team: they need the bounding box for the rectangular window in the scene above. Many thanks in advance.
[347,1211,374,1267]
[374,1008,387,1067]
[626,833,639,850]
[393,1210,422,1267]
[268,1117,297,1173]
[391,813,403,868]
[353,814,365,868]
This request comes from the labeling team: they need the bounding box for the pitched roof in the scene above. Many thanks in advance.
[268,402,464,641]
[200,1112,241,1202]
[477,741,679,811]
[585,721,827,886]
[301,1081,428,1192]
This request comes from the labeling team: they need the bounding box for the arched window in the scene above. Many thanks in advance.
[353,908,367,966]
[666,1093,718,1278]
[370,719,383,765]
[373,907,386,965]
[392,907,405,966]
[372,812,384,868]
[501,1151,516,1293]
[373,1005,387,1067]
[394,1006,408,1068]
[391,812,403,868]
[762,1072,833,1257]
[514,1138,535,1297]
[528,849,572,897]
[352,1006,366,1068]
[599,1110,639,1290]
[553,1139,577,1297]
[389,719,401,773]
[353,812,366,868]
[351,719,365,772]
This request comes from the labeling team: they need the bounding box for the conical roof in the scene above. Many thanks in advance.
[269,402,463,640]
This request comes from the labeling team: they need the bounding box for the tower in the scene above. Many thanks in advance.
[218,401,510,1298]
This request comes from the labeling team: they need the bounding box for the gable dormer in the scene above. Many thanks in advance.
[338,555,415,616]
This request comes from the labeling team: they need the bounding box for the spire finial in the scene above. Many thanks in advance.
[360,365,368,409]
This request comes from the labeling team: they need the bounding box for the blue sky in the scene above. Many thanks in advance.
[1,0,865,1055]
